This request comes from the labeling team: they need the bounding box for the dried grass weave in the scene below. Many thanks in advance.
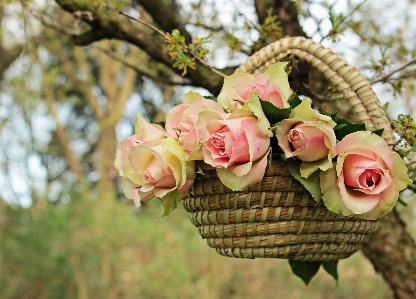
[184,161,378,261]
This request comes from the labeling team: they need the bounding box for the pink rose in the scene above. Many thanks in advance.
[275,117,336,177]
[320,131,411,219]
[121,137,195,212]
[218,62,292,112]
[165,98,225,158]
[197,111,270,190]
[233,73,285,108]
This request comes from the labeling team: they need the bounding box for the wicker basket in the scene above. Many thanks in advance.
[183,37,393,261]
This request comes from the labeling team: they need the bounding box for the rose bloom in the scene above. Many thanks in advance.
[275,117,336,178]
[121,137,195,208]
[233,73,286,108]
[115,114,167,202]
[277,118,336,162]
[320,131,411,219]
[165,97,225,159]
[218,62,291,112]
[197,110,270,190]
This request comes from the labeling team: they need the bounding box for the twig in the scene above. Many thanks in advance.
[370,56,416,85]
[94,44,192,86]
[320,0,368,43]
[118,10,226,78]
[119,11,167,38]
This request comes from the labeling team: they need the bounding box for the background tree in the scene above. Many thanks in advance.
[0,0,415,298]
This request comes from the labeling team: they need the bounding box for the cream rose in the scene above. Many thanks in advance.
[320,131,411,219]
[121,137,196,214]
[115,114,166,202]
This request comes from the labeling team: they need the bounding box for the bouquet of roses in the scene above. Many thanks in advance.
[115,62,411,219]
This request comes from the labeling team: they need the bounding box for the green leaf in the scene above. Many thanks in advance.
[372,128,384,137]
[288,92,302,109]
[382,102,390,112]
[322,260,339,283]
[333,123,347,131]
[288,260,321,285]
[329,112,366,140]
[159,190,187,217]
[286,159,322,202]
[259,99,291,125]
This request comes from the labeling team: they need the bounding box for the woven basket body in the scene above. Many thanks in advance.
[184,37,388,261]
[184,162,378,261]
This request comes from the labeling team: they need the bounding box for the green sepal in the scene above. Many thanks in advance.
[159,190,187,217]
[152,121,166,128]
[259,99,291,126]
[322,260,339,283]
[286,159,322,202]
[288,260,321,285]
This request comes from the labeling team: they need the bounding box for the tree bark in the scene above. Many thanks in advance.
[254,0,307,37]
[362,210,416,299]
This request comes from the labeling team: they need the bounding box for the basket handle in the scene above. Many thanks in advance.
[236,37,395,145]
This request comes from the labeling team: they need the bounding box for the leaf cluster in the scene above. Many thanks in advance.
[391,114,416,193]
[165,29,211,76]
[392,114,416,148]
[252,8,283,52]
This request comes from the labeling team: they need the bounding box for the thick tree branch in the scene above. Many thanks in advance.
[94,44,191,86]
[254,0,306,37]
[54,0,233,94]
[134,0,193,43]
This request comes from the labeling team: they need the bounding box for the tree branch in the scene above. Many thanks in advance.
[370,56,416,85]
[134,0,193,43]
[118,11,226,78]
[254,0,307,37]
[54,0,231,94]
[94,44,191,86]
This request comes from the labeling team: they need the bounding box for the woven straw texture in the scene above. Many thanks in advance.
[184,37,390,261]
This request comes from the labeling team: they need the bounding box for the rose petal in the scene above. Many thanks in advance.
[229,133,250,164]
[320,165,354,216]
[356,179,400,220]
[335,131,393,170]
[338,170,381,214]
[391,152,412,190]
[217,150,270,191]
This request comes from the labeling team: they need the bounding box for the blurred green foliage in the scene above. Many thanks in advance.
[1,196,393,299]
